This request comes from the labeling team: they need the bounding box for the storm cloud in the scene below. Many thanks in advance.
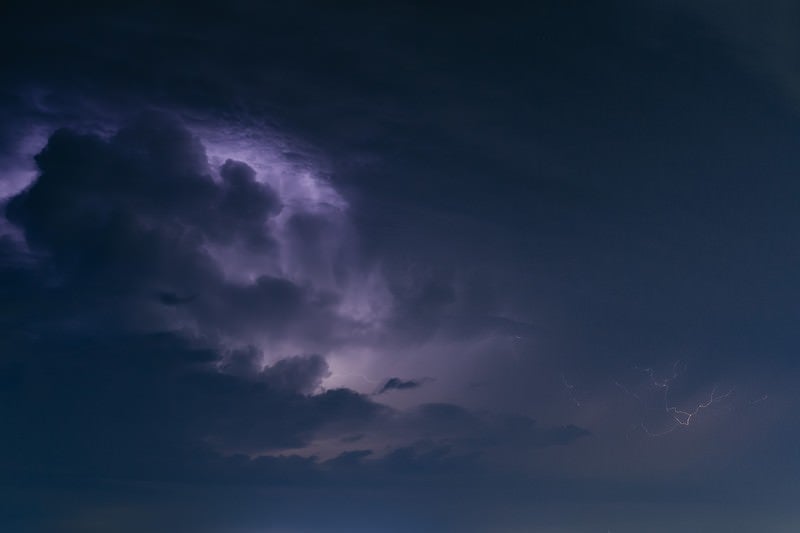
[0,112,589,501]
[1,2,798,532]
[376,377,427,394]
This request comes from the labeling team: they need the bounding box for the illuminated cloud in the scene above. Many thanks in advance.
[1,2,797,531]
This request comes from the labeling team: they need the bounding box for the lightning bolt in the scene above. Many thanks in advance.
[628,361,734,437]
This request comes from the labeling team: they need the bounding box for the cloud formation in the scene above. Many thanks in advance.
[2,3,796,530]
[3,112,375,356]
[0,113,589,495]
[376,377,428,394]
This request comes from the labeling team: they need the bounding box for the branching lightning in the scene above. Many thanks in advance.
[616,361,736,437]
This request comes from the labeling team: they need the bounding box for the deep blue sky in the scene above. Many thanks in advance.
[1,2,799,532]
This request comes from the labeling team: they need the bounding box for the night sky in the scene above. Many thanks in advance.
[1,2,799,532]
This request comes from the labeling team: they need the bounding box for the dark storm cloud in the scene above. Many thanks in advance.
[376,377,426,394]
[2,112,351,346]
[0,112,589,496]
[261,353,331,394]
[0,272,579,488]
[0,304,383,479]
[220,350,332,395]
[2,1,800,531]
[7,111,279,265]
[0,247,519,490]
[0,114,388,467]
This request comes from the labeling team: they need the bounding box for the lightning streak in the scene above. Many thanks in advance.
[637,361,733,437]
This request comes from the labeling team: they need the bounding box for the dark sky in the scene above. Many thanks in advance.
[1,1,799,532]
